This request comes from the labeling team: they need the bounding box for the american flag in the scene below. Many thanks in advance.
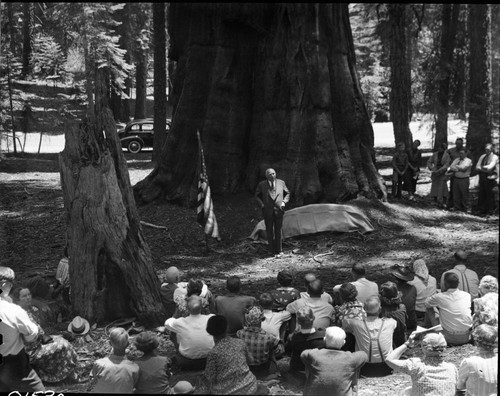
[196,131,221,240]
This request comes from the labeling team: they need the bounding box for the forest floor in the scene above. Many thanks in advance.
[0,150,498,395]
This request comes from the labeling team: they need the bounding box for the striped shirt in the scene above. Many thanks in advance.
[457,354,498,396]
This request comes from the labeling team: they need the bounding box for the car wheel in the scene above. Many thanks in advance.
[127,140,142,153]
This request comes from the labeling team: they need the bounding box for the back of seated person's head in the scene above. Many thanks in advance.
[307,279,323,297]
[304,273,316,288]
[472,324,498,350]
[135,331,159,354]
[165,266,180,283]
[379,281,401,307]
[421,332,447,357]
[324,326,346,349]
[0,266,15,283]
[109,327,129,351]
[187,279,203,296]
[277,270,293,287]
[226,276,241,293]
[187,295,202,315]
[454,250,467,263]
[340,283,358,303]
[479,275,498,295]
[296,307,315,329]
[364,295,381,316]
[444,272,459,290]
[206,315,228,337]
[244,305,265,327]
[352,263,366,278]
[259,293,274,309]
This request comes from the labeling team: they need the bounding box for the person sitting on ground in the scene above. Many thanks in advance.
[471,275,498,332]
[288,307,326,384]
[386,331,458,396]
[440,250,479,301]
[260,292,291,357]
[287,279,334,332]
[133,331,172,394]
[214,276,256,336]
[379,281,407,348]
[11,287,79,383]
[23,274,59,325]
[425,272,472,346]
[173,278,214,318]
[237,305,280,379]
[301,326,368,396]
[165,295,214,371]
[343,295,397,377]
[198,315,264,395]
[457,324,498,396]
[270,270,300,311]
[0,266,45,392]
[160,266,180,319]
[344,263,379,305]
[390,264,418,332]
[407,259,437,327]
[89,327,139,393]
[332,282,366,327]
[300,272,333,304]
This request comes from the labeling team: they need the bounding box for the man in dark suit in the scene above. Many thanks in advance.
[255,168,290,256]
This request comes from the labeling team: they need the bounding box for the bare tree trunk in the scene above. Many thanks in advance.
[21,2,31,79]
[435,4,460,150]
[7,3,17,56]
[466,4,492,161]
[134,53,148,119]
[152,2,168,164]
[59,68,164,326]
[134,4,386,205]
[388,3,413,148]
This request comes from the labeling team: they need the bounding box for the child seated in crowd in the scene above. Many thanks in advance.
[270,270,300,311]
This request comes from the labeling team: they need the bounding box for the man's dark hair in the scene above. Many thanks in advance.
[277,271,293,287]
[226,276,241,293]
[307,279,323,297]
[352,263,366,277]
[259,293,274,309]
[206,315,228,337]
[444,272,460,289]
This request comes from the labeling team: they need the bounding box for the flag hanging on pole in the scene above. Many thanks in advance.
[196,131,221,241]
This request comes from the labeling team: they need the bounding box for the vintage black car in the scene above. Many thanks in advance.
[118,118,171,153]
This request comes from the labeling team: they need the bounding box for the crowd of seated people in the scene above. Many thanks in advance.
[1,247,497,395]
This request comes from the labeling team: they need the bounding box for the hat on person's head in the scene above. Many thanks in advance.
[244,305,265,327]
[454,250,467,261]
[172,381,194,394]
[390,264,415,282]
[67,316,90,335]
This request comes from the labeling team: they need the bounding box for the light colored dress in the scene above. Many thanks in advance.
[457,354,498,396]
[428,150,451,203]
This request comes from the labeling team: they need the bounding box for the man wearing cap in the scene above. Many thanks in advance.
[0,266,45,392]
[301,326,368,396]
[343,295,397,377]
[425,272,472,346]
[440,250,479,301]
[165,295,215,370]
[255,168,290,257]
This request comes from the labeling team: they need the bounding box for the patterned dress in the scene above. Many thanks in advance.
[472,292,498,332]
[24,306,78,383]
[270,287,300,311]
[386,356,458,396]
[332,300,366,327]
[199,337,258,395]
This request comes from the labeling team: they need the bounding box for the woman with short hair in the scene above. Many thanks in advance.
[379,281,407,348]
[457,324,498,396]
[472,276,498,332]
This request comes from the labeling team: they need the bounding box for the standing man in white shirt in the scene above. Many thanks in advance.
[0,266,45,392]
[255,168,290,257]
[447,148,473,213]
[425,272,472,346]
[440,250,479,301]
[475,143,499,216]
[165,295,215,370]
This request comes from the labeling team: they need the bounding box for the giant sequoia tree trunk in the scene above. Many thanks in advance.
[435,4,460,150]
[134,4,386,206]
[59,69,164,326]
[388,4,413,149]
[21,2,31,78]
[466,4,492,161]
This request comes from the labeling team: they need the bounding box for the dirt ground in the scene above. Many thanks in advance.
[0,150,498,395]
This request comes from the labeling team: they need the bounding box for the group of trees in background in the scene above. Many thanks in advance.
[1,2,498,325]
